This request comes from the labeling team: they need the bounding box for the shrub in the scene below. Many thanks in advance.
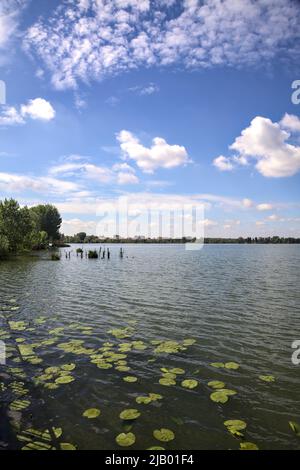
[88,250,98,259]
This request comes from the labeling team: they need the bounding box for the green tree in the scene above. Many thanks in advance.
[0,199,33,252]
[76,232,87,242]
[30,204,62,241]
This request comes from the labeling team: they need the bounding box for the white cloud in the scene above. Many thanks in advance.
[242,198,254,208]
[117,130,190,173]
[257,203,273,211]
[50,158,139,185]
[0,106,25,125]
[267,214,280,221]
[0,172,79,195]
[280,113,300,133]
[213,155,234,171]
[214,115,300,178]
[129,83,160,96]
[0,98,55,125]
[117,172,139,185]
[0,1,29,64]
[61,218,97,235]
[21,98,55,121]
[23,0,300,90]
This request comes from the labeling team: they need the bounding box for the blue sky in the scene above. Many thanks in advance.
[0,0,300,237]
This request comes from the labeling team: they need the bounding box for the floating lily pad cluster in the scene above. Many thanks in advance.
[136,393,163,405]
[17,426,76,451]
[35,364,76,389]
[210,361,240,370]
[154,339,195,354]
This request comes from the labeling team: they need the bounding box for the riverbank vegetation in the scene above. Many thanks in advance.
[63,233,300,244]
[0,198,62,259]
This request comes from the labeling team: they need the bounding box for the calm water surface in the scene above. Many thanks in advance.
[0,244,299,450]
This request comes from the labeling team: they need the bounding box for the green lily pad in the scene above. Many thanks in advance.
[181,379,198,389]
[45,367,60,375]
[136,396,152,405]
[240,442,259,450]
[83,408,101,419]
[225,362,239,370]
[153,428,175,442]
[259,375,275,383]
[115,366,131,372]
[60,442,76,450]
[210,362,225,368]
[210,391,228,404]
[55,375,74,384]
[149,393,163,401]
[97,362,113,369]
[123,376,138,383]
[210,389,236,404]
[147,446,165,450]
[169,368,185,375]
[116,432,136,447]
[208,381,225,389]
[120,409,141,420]
[61,363,76,371]
[159,378,176,386]
[9,399,30,411]
[182,339,196,346]
[224,419,247,436]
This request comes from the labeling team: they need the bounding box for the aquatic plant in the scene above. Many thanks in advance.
[153,428,175,442]
[119,409,141,420]
[51,253,61,261]
[116,432,136,447]
[88,250,98,259]
[82,408,101,419]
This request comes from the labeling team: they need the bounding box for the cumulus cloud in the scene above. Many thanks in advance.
[213,114,300,178]
[23,0,300,90]
[0,98,55,125]
[117,130,190,173]
[280,113,300,133]
[213,155,234,171]
[21,98,56,121]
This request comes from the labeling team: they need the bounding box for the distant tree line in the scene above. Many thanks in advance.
[62,233,300,245]
[0,198,62,259]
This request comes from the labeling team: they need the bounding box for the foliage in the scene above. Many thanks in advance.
[88,250,98,259]
[0,199,33,253]
[30,204,62,241]
[0,234,9,259]
[0,198,63,257]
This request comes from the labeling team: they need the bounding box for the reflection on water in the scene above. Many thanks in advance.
[0,244,300,450]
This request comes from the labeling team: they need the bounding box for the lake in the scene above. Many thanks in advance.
[0,244,299,450]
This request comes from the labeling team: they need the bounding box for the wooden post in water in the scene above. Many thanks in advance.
[107,248,110,259]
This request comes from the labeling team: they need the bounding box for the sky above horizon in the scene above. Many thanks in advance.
[0,0,300,237]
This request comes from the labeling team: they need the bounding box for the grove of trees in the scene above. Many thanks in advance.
[0,199,62,259]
